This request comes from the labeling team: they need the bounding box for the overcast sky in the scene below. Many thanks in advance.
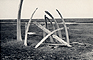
[0,0,93,19]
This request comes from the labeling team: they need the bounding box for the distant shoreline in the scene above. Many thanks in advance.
[0,18,93,20]
[0,18,93,24]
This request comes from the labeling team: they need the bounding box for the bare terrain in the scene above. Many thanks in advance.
[1,19,93,60]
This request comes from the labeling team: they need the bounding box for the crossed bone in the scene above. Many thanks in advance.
[33,22,72,48]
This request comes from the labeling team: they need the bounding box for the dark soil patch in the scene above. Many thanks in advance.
[1,40,93,60]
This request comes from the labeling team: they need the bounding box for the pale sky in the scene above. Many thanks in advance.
[0,0,93,19]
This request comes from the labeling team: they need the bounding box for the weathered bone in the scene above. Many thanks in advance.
[17,0,23,41]
[56,9,69,44]
[44,15,53,42]
[45,16,57,40]
[33,22,72,48]
[24,8,38,46]
[35,28,64,48]
[45,11,62,39]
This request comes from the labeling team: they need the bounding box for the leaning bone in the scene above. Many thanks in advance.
[45,11,62,39]
[56,9,69,44]
[24,8,38,46]
[33,22,72,48]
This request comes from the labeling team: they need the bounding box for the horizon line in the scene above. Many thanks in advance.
[0,17,93,20]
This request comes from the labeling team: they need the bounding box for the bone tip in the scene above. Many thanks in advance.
[56,9,58,11]
[35,46,37,48]
[36,8,38,9]
[68,45,72,47]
